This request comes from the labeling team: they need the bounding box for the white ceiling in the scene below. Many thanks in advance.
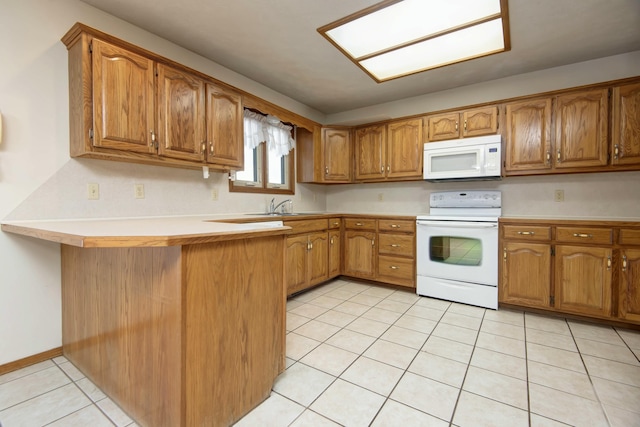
[81,0,640,115]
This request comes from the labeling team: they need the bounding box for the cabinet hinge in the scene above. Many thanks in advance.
[89,128,94,140]
[551,247,555,256]
[550,295,555,305]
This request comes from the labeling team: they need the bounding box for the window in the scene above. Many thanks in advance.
[230,110,295,195]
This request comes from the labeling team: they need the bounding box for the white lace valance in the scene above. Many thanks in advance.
[243,110,295,157]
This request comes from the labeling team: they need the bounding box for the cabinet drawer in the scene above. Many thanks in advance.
[378,219,415,233]
[345,218,376,230]
[284,219,329,234]
[556,227,612,245]
[328,217,342,229]
[502,225,551,241]
[377,256,415,286]
[620,229,640,246]
[378,234,415,257]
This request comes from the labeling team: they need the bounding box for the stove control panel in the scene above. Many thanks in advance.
[430,191,502,208]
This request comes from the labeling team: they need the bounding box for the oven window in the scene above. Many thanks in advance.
[429,236,482,266]
[431,152,478,173]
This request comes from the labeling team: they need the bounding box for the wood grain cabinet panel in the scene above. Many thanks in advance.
[501,225,551,241]
[504,98,552,173]
[554,245,612,317]
[427,106,497,141]
[619,248,640,322]
[328,230,341,278]
[205,83,243,168]
[308,232,329,286]
[554,89,609,169]
[286,234,311,294]
[386,118,424,179]
[157,63,206,162]
[556,227,612,245]
[612,82,640,167]
[500,242,551,308]
[322,128,352,182]
[92,39,156,153]
[355,125,386,180]
[344,230,376,279]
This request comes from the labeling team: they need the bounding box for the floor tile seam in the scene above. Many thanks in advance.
[577,351,640,367]
[477,329,527,345]
[522,319,533,427]
[528,408,589,427]
[566,321,612,426]
[41,402,115,427]
[0,362,59,386]
[385,395,453,425]
[0,381,86,415]
[525,339,579,353]
[445,310,486,427]
[524,324,572,336]
[300,312,358,331]
[526,376,602,403]
[376,335,427,351]
[438,320,482,333]
[574,335,632,349]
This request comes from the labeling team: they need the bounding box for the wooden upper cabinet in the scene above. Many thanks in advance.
[205,83,243,168]
[92,39,156,153]
[355,125,386,180]
[504,98,552,173]
[157,64,206,162]
[427,106,497,141]
[612,82,640,167]
[322,128,352,182]
[387,118,423,179]
[554,89,609,169]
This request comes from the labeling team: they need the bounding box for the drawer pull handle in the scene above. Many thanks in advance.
[330,237,334,245]
[356,222,364,226]
[390,244,401,248]
[390,224,400,228]
[333,222,340,226]
[517,231,535,235]
[573,233,593,238]
[614,144,619,160]
[390,266,399,270]
[607,256,611,271]
[622,255,627,272]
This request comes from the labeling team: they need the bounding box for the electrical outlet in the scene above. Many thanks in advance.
[134,184,145,199]
[554,189,564,202]
[87,183,99,200]
[377,193,384,202]
[211,188,219,201]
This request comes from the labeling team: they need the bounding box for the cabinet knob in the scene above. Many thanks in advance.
[557,149,561,163]
[614,144,619,160]
[333,222,340,226]
[517,231,535,235]
[546,151,551,164]
[330,237,334,245]
[455,121,459,131]
[371,239,375,246]
[390,224,400,228]
[325,166,329,175]
[390,266,399,270]
[503,248,507,261]
[209,142,214,155]
[622,255,627,272]
[607,256,611,271]
[201,141,206,153]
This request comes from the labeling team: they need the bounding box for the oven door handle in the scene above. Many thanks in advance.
[416,220,497,229]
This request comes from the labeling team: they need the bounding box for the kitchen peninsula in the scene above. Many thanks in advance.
[1,216,290,427]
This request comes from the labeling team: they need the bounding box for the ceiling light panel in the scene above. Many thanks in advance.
[319,0,510,82]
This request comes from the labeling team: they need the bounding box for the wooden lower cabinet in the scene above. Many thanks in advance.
[619,248,640,322]
[344,230,376,279]
[285,231,329,296]
[500,241,551,308]
[328,230,341,278]
[500,219,640,326]
[555,245,612,317]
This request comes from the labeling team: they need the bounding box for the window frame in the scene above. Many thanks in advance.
[229,142,295,195]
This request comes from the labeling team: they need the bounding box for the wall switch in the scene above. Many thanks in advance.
[87,183,99,200]
[377,193,384,201]
[134,184,145,199]
[211,188,219,201]
[554,189,564,202]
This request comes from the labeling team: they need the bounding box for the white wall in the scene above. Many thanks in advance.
[1,0,639,366]
[0,0,325,365]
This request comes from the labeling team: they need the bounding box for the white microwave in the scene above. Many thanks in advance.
[423,134,502,181]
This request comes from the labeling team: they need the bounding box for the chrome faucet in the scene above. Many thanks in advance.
[270,198,292,214]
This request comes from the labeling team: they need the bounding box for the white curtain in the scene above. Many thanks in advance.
[243,109,295,157]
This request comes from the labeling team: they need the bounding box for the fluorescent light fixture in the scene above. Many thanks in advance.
[318,0,510,82]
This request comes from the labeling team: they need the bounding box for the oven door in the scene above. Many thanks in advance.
[416,220,498,286]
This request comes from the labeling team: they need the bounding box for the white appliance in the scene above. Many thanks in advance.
[416,190,501,309]
[423,134,502,181]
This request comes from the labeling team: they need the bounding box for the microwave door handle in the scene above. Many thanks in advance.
[417,221,497,229]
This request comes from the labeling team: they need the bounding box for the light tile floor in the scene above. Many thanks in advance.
[1,278,639,426]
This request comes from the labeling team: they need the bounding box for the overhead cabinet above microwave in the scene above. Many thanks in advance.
[423,134,502,181]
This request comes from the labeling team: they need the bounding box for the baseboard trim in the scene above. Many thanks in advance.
[0,347,63,376]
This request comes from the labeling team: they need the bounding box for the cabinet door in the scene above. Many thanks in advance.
[555,245,612,317]
[206,83,243,168]
[462,106,498,138]
[322,128,352,182]
[427,113,460,141]
[309,232,329,286]
[386,118,424,179]
[92,39,155,153]
[612,83,640,166]
[355,125,386,181]
[157,64,206,162]
[344,230,376,279]
[285,235,310,295]
[504,98,552,173]
[619,249,640,323]
[328,230,341,278]
[554,89,608,169]
[500,242,551,308]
